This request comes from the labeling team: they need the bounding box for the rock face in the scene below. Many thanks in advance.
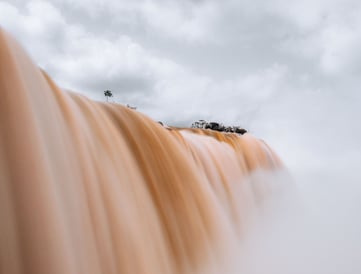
[191,120,208,129]
[191,120,247,135]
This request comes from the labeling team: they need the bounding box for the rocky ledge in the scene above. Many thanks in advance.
[191,120,247,135]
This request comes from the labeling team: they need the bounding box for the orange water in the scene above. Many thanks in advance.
[0,29,282,274]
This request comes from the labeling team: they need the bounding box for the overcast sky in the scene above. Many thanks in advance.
[1,0,361,173]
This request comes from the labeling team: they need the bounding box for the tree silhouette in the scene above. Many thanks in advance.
[104,90,113,102]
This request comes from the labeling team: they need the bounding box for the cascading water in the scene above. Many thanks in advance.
[0,28,284,274]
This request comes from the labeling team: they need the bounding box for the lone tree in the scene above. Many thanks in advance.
[104,90,113,102]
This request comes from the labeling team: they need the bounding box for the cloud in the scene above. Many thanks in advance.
[0,1,173,102]
[1,0,361,174]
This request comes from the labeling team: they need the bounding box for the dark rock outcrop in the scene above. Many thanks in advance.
[191,120,247,135]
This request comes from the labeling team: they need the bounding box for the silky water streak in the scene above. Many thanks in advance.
[0,29,283,274]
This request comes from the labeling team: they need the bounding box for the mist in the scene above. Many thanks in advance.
[231,169,360,274]
[231,79,361,273]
